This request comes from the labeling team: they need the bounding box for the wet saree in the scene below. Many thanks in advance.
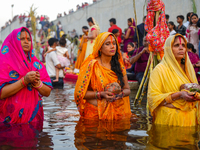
[75,32,88,70]
[0,27,52,124]
[75,32,132,120]
[148,34,199,126]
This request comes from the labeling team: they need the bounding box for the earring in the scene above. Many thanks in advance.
[99,50,101,56]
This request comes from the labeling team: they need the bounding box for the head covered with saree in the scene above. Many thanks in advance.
[148,34,198,126]
[129,18,136,27]
[0,27,52,124]
[75,32,131,120]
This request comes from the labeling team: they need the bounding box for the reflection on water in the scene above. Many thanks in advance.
[0,81,200,150]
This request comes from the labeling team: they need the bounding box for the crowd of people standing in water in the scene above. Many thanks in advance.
[1,9,200,141]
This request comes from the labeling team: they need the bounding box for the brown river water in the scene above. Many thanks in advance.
[0,81,199,150]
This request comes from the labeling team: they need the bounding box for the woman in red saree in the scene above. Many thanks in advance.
[74,32,132,120]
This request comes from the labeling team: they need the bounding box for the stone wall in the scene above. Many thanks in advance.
[0,0,199,46]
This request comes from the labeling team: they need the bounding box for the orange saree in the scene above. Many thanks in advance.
[75,32,88,70]
[74,32,132,120]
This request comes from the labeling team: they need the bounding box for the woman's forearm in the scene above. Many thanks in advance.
[122,88,131,97]
[37,84,51,97]
[84,90,96,100]
[1,80,24,99]
[170,92,181,101]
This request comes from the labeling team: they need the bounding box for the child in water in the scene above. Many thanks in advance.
[123,42,135,69]
[46,37,70,82]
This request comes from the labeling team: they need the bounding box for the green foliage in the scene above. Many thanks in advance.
[191,0,197,13]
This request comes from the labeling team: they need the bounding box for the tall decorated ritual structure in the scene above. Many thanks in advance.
[134,0,169,104]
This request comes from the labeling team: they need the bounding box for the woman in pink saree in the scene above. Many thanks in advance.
[0,27,52,124]
[123,18,135,53]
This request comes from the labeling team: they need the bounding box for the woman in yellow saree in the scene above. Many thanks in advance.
[84,17,100,60]
[75,32,132,120]
[148,34,199,127]
[74,26,89,73]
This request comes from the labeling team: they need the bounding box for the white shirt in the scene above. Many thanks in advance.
[183,21,189,28]
[170,30,176,36]
[45,48,64,78]
[56,46,68,56]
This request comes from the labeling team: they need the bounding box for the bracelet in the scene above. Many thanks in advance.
[165,95,173,104]
[32,81,43,89]
[121,91,125,98]
[95,91,98,99]
[21,77,27,87]
[97,91,102,100]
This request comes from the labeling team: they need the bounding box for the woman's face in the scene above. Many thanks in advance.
[128,21,132,27]
[168,23,173,31]
[172,37,186,61]
[191,15,198,24]
[88,21,93,27]
[127,44,134,52]
[20,31,31,53]
[101,35,117,57]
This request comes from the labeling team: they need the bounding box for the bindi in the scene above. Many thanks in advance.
[25,31,28,42]
[179,37,183,48]
[110,35,114,48]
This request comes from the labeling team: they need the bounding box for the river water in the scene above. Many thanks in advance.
[0,81,199,150]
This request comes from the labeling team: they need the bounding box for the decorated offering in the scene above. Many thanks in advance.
[180,83,200,99]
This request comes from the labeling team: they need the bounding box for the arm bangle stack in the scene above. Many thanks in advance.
[21,77,27,87]
[97,91,102,100]
[32,81,43,89]
[165,95,173,104]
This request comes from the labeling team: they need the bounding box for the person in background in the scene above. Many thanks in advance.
[134,16,146,47]
[123,18,135,53]
[176,15,186,36]
[123,42,135,70]
[165,14,169,24]
[84,17,100,60]
[187,43,200,83]
[130,36,149,84]
[45,38,64,89]
[168,21,176,36]
[112,29,121,44]
[74,26,89,73]
[186,13,200,55]
[108,18,122,44]
[183,12,193,28]
[56,21,62,40]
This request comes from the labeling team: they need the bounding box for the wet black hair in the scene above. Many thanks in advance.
[168,21,176,31]
[109,18,116,24]
[190,13,198,25]
[112,29,119,35]
[59,37,66,46]
[187,43,196,53]
[186,12,193,21]
[177,15,184,21]
[87,17,94,24]
[48,38,58,47]
[98,35,124,88]
[82,26,89,30]
[165,14,169,20]
[21,27,30,36]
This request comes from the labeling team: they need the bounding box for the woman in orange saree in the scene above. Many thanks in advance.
[74,26,89,73]
[74,32,132,120]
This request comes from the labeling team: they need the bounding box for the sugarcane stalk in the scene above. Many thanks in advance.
[138,64,150,103]
[133,0,140,50]
[133,54,151,105]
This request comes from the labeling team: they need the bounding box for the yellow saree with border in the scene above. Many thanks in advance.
[148,34,199,127]
[75,32,132,120]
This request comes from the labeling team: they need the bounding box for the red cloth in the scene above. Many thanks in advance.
[145,0,169,53]
[108,25,122,44]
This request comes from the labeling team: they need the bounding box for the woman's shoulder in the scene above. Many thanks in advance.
[151,63,167,76]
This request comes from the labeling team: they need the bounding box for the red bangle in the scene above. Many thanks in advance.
[97,91,102,100]
[21,77,27,87]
